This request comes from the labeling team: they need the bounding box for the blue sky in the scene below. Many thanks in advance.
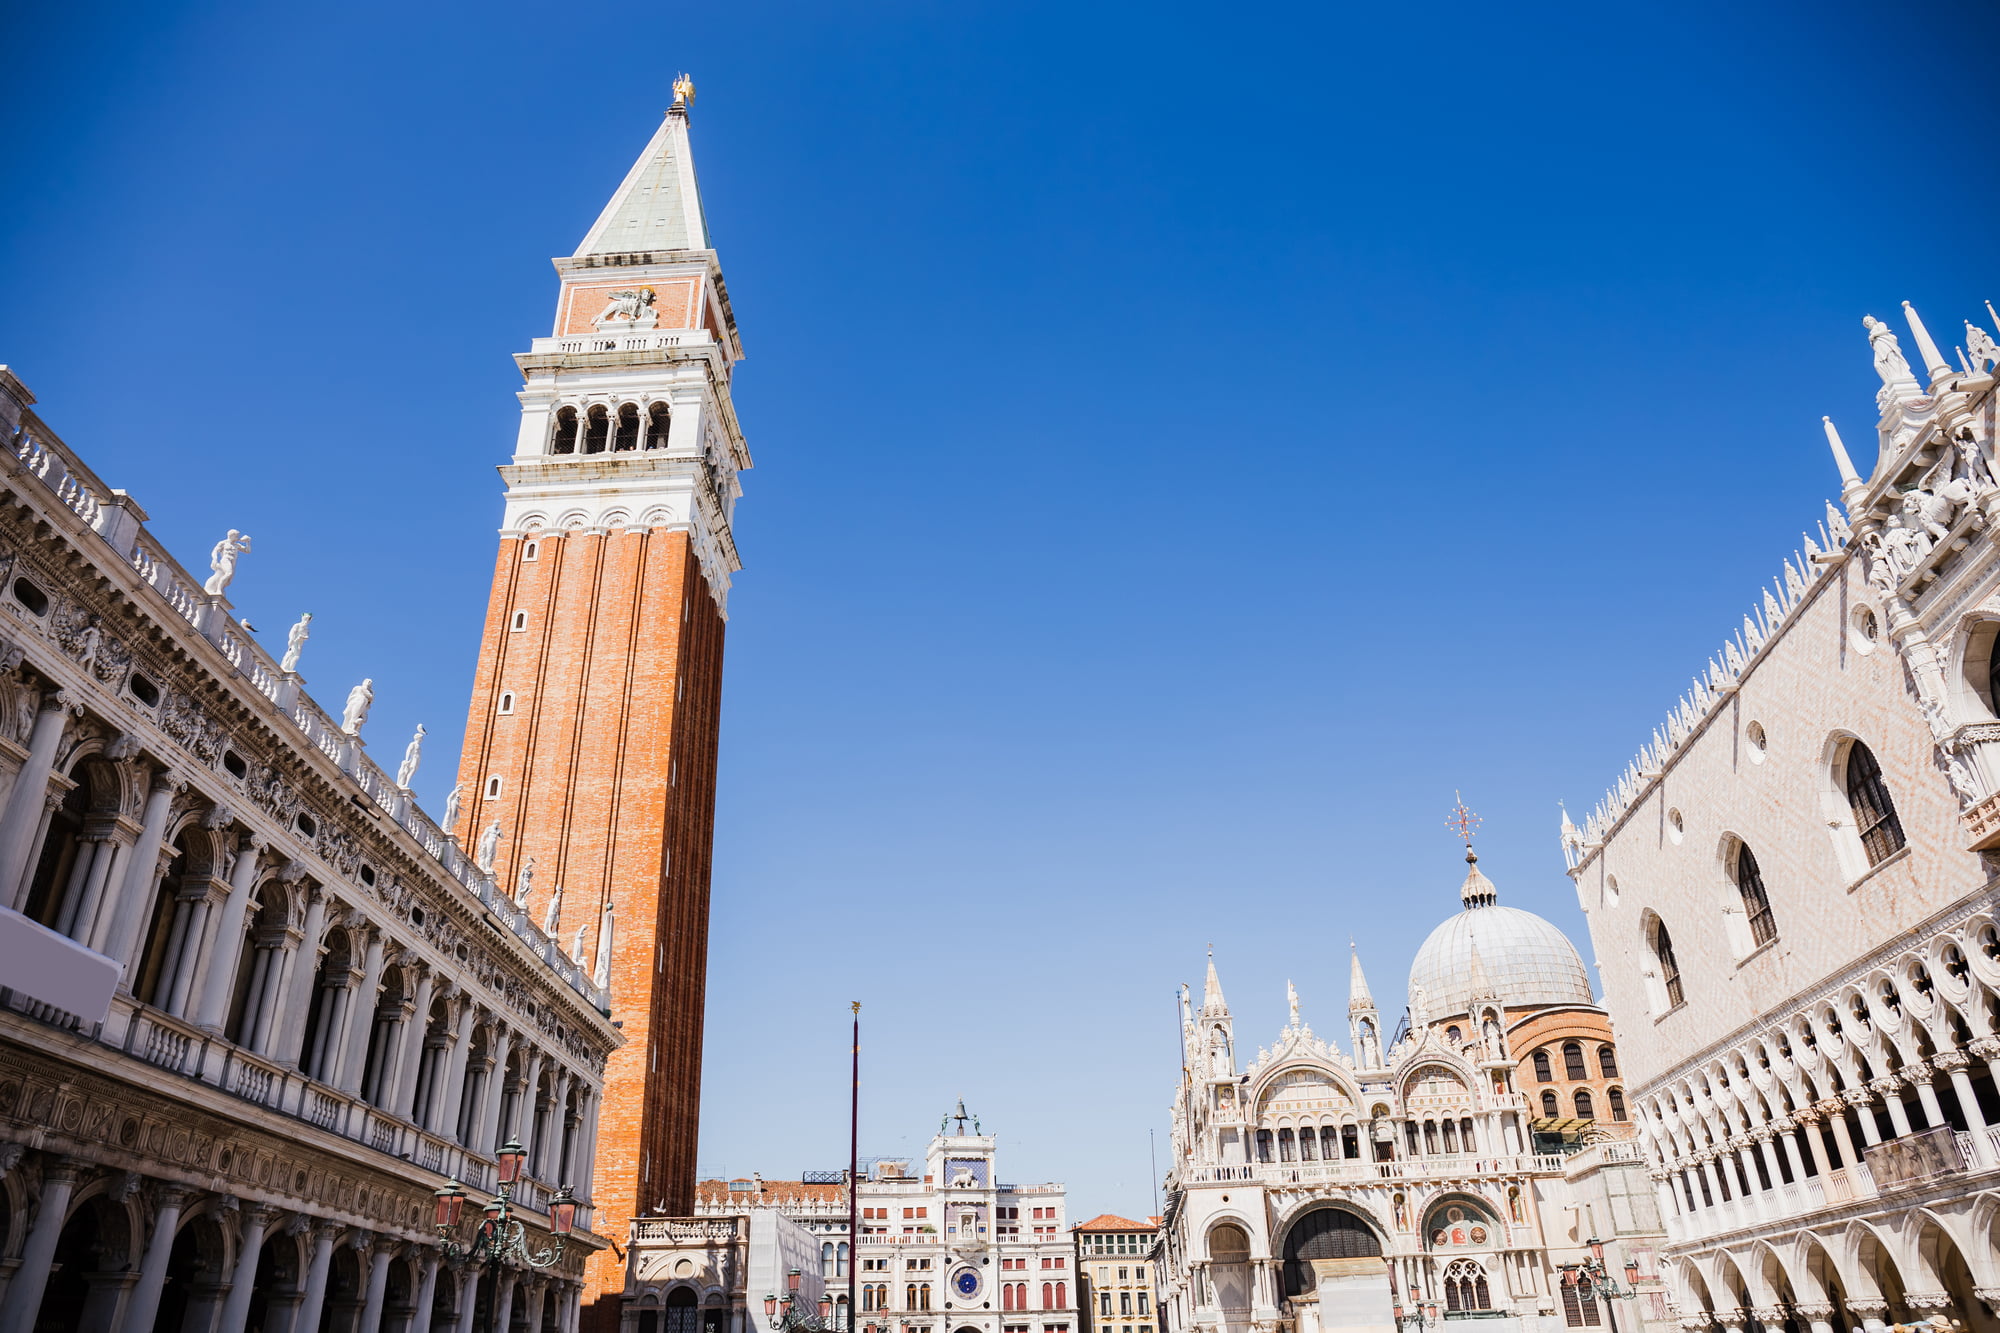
[5,0,1998,1220]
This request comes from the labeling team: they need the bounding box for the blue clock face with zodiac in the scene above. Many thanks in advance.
[954,1270,981,1298]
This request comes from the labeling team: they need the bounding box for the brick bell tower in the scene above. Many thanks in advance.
[454,78,747,1329]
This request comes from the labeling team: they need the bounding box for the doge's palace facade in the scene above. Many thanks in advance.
[1563,305,2000,1333]
[0,371,620,1333]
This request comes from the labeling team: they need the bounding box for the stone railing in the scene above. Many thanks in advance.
[530,329,715,357]
[631,1218,745,1245]
[1177,1154,1563,1188]
[4,424,608,1015]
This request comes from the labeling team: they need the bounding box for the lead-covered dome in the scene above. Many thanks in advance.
[1407,852,1594,1019]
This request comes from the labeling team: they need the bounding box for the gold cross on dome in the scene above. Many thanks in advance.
[1446,792,1481,848]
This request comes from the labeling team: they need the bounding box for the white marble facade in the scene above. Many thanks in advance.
[0,369,619,1333]
[1563,303,2000,1333]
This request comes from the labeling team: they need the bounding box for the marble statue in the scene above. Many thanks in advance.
[1956,427,1998,492]
[442,781,464,833]
[75,621,101,672]
[1907,483,1970,542]
[340,678,373,736]
[1861,531,1898,597]
[541,881,564,936]
[571,923,588,963]
[597,288,655,323]
[1882,511,1931,576]
[475,820,501,874]
[1286,980,1299,1028]
[1969,322,1999,374]
[1408,982,1431,1028]
[515,856,535,906]
[281,613,312,673]
[204,530,251,597]
[396,724,425,790]
[592,902,616,989]
[1865,315,1916,386]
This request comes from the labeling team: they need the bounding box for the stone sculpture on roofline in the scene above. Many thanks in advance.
[204,530,250,597]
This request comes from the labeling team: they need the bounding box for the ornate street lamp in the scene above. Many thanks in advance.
[767,1268,835,1333]
[1560,1239,1637,1333]
[432,1137,578,1276]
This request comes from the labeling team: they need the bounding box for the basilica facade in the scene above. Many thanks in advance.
[1159,854,1669,1333]
[1563,303,2000,1333]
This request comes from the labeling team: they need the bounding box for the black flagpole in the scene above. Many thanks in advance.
[850,1001,861,1332]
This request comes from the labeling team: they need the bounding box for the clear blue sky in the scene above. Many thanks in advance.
[5,0,1998,1220]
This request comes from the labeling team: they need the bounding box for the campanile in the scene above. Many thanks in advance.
[453,80,747,1327]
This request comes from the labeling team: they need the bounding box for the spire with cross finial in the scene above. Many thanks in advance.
[1450,794,1499,907]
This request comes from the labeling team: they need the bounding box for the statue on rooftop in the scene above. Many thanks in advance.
[281,612,312,673]
[396,724,425,790]
[516,856,535,907]
[542,881,564,936]
[1864,316,1917,387]
[204,530,251,597]
[1968,322,1999,374]
[475,820,501,874]
[442,781,465,834]
[340,678,373,736]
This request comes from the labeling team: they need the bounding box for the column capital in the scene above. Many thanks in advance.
[1932,1050,1971,1073]
[150,770,189,796]
[38,1156,85,1185]
[1794,1304,1836,1321]
[1903,1291,1954,1313]
[1845,1300,1889,1318]
[1869,1076,1903,1097]
[1748,1309,1786,1327]
[46,689,83,717]
[1841,1088,1875,1108]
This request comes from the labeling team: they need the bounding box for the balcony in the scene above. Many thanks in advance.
[1177,1154,1565,1189]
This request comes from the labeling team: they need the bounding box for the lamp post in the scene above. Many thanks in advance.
[433,1139,579,1333]
[1560,1239,1637,1333]
[765,1268,835,1333]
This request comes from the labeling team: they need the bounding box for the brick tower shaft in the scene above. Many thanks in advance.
[453,84,748,1333]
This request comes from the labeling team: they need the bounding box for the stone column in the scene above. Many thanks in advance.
[1906,1063,1948,1130]
[523,1281,548,1333]
[1843,1089,1882,1147]
[1696,1154,1726,1207]
[218,1206,278,1333]
[1752,1132,1785,1194]
[494,1272,519,1333]
[1870,1077,1913,1137]
[540,1070,573,1178]
[293,1222,339,1333]
[56,829,122,945]
[1845,1299,1890,1333]
[1795,1114,1835,1179]
[274,888,331,1067]
[1822,1110,1861,1175]
[453,1266,481,1333]
[162,878,220,1018]
[195,834,267,1029]
[118,1184,191,1333]
[411,1254,441,1333]
[436,999,476,1138]
[513,1049,546,1149]
[0,1158,80,1333]
[100,771,180,965]
[478,1029,514,1155]
[358,1236,393,1333]
[1936,1052,1996,1166]
[0,692,75,912]
[337,926,389,1095]
[1777,1128,1809,1187]
[392,969,438,1119]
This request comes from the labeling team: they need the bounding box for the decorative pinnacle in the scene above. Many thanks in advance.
[1446,792,1482,857]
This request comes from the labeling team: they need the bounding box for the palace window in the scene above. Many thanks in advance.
[1541,1091,1559,1118]
[1608,1087,1627,1121]
[1533,1050,1552,1082]
[1655,919,1684,1008]
[1598,1045,1618,1078]
[1733,843,1778,947]
[1573,1089,1594,1120]
[1563,1042,1587,1080]
[1844,741,1906,866]
[1562,1278,1603,1327]
[1442,1260,1491,1313]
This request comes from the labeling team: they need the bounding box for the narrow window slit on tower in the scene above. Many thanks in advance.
[499,691,516,715]
[511,611,528,632]
[484,776,503,799]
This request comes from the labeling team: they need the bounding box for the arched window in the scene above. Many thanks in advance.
[550,407,578,455]
[1041,1284,1052,1310]
[1563,1042,1587,1080]
[1442,1119,1459,1153]
[1056,1283,1066,1309]
[1574,1089,1594,1119]
[1532,1049,1552,1082]
[1733,843,1778,947]
[646,402,672,449]
[613,403,642,451]
[583,405,609,454]
[1598,1045,1618,1078]
[1562,1277,1603,1327]
[1297,1126,1315,1160]
[1277,1128,1295,1162]
[1844,741,1906,865]
[666,1287,698,1333]
[837,1243,848,1277]
[21,781,88,933]
[1321,1126,1339,1160]
[1541,1091,1559,1118]
[1423,1121,1439,1155]
[1002,1285,1014,1312]
[1255,1129,1272,1162]
[823,1243,834,1275]
[1608,1087,1627,1121]
[1443,1260,1491,1312]
[1655,920,1684,1008]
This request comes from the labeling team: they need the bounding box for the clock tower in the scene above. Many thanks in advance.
[453,80,748,1330]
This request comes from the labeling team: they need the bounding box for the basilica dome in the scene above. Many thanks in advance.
[1406,852,1595,1020]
